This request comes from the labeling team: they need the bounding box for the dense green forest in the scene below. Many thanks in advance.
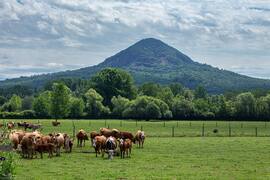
[0,68,270,121]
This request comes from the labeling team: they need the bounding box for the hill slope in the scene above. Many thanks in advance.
[1,38,270,93]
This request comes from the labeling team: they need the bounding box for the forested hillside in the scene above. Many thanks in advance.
[1,38,270,93]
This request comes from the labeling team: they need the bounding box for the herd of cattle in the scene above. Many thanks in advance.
[6,121,145,160]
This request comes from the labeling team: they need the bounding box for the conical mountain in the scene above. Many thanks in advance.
[1,38,270,93]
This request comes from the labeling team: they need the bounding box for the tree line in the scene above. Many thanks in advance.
[0,68,270,121]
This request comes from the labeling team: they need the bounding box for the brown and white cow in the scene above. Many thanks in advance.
[119,138,132,158]
[90,131,100,146]
[52,133,64,156]
[92,135,106,157]
[76,129,89,147]
[135,130,145,148]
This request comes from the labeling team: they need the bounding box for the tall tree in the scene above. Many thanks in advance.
[91,68,137,105]
[33,91,52,118]
[51,83,71,121]
[235,92,256,119]
[69,97,85,118]
[84,88,110,118]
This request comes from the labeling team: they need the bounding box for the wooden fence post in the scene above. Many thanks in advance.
[72,121,75,139]
[172,126,175,137]
[163,121,165,127]
[202,123,205,137]
[229,124,231,137]
[255,127,258,137]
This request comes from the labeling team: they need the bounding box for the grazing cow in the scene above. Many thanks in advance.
[28,124,42,131]
[63,134,73,153]
[119,138,132,158]
[52,133,64,156]
[105,136,117,160]
[100,128,120,138]
[52,121,61,126]
[35,143,55,159]
[7,122,15,130]
[17,122,30,131]
[93,135,106,157]
[135,130,145,148]
[76,129,88,147]
[119,131,135,142]
[90,131,100,146]
[20,134,36,159]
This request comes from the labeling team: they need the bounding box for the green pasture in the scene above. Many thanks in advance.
[4,119,270,137]
[3,119,270,179]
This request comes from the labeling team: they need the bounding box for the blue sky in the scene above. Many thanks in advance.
[0,0,270,80]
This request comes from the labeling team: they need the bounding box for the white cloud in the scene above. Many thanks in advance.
[0,0,270,79]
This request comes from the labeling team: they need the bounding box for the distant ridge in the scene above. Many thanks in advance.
[1,38,270,93]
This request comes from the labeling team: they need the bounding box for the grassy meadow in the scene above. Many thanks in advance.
[3,119,270,179]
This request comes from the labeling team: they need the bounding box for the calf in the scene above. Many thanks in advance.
[35,143,55,159]
[119,138,132,158]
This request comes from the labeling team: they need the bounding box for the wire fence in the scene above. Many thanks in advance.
[3,119,270,137]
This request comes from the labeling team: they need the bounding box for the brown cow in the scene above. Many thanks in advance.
[76,129,88,147]
[100,128,120,138]
[90,131,100,146]
[119,138,132,158]
[35,143,55,159]
[52,133,64,156]
[52,121,60,126]
[120,131,135,143]
[93,135,107,157]
[20,134,36,159]
[135,130,145,148]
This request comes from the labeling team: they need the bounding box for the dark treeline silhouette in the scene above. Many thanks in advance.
[0,68,270,121]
